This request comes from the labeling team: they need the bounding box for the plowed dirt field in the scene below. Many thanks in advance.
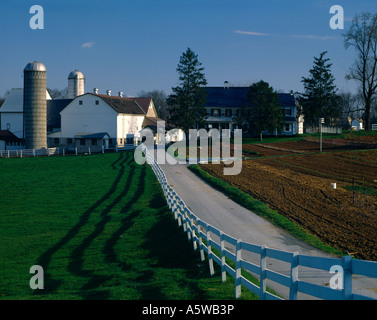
[201,146,377,261]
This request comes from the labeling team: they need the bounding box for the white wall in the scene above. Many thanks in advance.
[1,113,23,138]
[117,114,144,141]
[60,94,118,138]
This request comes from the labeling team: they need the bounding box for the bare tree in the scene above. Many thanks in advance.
[343,12,377,131]
[137,89,169,120]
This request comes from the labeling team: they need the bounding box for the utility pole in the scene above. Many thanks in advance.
[319,118,324,153]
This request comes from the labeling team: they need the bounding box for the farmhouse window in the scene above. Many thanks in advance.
[211,109,221,117]
[285,124,291,132]
[285,108,292,116]
[225,109,232,117]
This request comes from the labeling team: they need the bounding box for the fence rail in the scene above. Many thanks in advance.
[0,144,137,159]
[141,145,377,300]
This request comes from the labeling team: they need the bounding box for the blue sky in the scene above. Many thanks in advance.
[1,0,376,97]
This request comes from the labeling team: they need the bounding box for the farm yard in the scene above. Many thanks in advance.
[0,152,257,300]
[201,138,377,262]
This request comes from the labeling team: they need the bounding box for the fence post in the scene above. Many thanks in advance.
[289,252,299,300]
[75,147,78,156]
[88,147,91,155]
[33,149,36,157]
[235,239,242,299]
[220,231,226,282]
[259,245,267,300]
[185,208,191,242]
[20,150,22,158]
[47,148,50,157]
[7,150,9,158]
[198,225,205,261]
[63,148,65,156]
[191,216,198,251]
[342,255,353,300]
[206,227,215,276]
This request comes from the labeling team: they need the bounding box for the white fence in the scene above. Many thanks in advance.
[305,126,342,134]
[141,145,377,300]
[0,147,68,158]
[0,145,131,158]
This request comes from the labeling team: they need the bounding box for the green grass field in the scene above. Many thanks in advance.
[0,152,258,300]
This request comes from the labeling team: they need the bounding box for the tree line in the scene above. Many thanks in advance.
[163,11,377,134]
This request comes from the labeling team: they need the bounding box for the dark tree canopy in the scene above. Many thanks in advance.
[299,51,340,127]
[167,48,208,133]
[241,80,283,141]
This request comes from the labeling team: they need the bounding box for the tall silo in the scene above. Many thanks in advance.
[23,61,47,150]
[68,70,85,98]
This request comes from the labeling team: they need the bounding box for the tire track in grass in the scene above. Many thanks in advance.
[34,153,127,295]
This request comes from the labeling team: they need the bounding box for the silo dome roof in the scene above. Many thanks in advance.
[24,61,46,72]
[68,70,85,79]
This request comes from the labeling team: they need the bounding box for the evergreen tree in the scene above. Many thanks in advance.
[167,48,208,133]
[300,51,340,126]
[242,80,283,141]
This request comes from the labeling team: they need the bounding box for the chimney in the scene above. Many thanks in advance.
[106,90,111,96]
[118,91,123,97]
[224,81,229,89]
[93,88,98,94]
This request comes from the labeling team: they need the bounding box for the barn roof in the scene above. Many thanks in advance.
[47,99,73,129]
[205,87,296,108]
[89,93,146,115]
[0,130,21,142]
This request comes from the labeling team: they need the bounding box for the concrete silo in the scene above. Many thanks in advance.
[68,70,85,98]
[23,61,47,150]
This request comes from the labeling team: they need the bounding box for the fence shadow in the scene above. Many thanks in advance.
[34,153,127,295]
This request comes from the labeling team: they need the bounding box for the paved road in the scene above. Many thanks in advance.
[158,152,377,300]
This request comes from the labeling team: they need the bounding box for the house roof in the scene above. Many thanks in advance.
[132,97,153,114]
[47,99,73,129]
[74,132,110,139]
[205,87,296,108]
[88,93,146,115]
[142,116,165,132]
[0,130,21,142]
[0,88,52,113]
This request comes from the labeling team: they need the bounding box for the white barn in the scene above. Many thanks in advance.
[48,92,161,151]
[0,88,51,139]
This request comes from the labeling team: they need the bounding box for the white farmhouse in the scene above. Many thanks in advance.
[48,92,160,152]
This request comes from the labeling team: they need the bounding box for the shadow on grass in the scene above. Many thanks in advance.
[34,153,128,296]
[139,189,210,300]
[67,157,148,299]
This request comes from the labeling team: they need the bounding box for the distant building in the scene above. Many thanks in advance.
[0,130,23,150]
[204,86,303,136]
[351,118,363,131]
